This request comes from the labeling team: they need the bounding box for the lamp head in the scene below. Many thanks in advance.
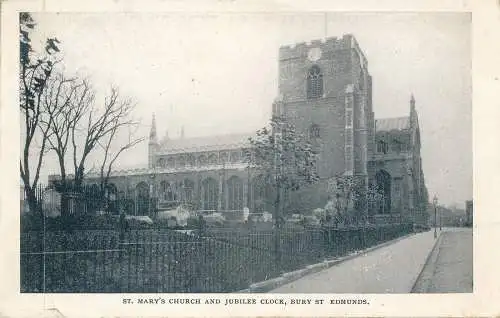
[433,195,438,205]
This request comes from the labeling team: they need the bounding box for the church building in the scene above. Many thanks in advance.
[82,34,429,225]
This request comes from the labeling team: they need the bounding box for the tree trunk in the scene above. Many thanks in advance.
[273,183,282,274]
[60,192,70,219]
[25,187,42,218]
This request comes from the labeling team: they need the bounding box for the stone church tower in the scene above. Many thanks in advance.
[276,34,374,207]
[79,34,427,225]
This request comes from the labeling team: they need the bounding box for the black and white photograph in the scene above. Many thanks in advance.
[15,11,474,297]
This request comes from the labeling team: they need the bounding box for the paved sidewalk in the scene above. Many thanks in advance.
[270,230,439,293]
[412,228,473,293]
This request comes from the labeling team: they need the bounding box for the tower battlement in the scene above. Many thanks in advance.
[279,34,360,61]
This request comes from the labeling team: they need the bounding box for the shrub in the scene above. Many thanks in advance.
[20,213,43,232]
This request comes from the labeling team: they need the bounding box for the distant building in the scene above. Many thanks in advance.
[466,200,473,226]
[59,34,428,225]
[439,205,464,227]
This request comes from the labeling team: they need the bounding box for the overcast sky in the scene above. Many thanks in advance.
[29,12,471,207]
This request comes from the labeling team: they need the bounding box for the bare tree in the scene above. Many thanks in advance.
[42,74,90,187]
[44,79,143,215]
[20,13,143,218]
[46,80,143,190]
[95,110,144,198]
[19,12,60,215]
[69,86,143,190]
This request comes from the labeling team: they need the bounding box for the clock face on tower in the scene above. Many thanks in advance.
[307,47,322,62]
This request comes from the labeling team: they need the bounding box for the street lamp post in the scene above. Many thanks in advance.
[433,195,438,239]
[439,205,442,231]
[150,166,157,219]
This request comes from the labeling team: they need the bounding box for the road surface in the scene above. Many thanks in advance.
[270,230,439,293]
[412,227,473,293]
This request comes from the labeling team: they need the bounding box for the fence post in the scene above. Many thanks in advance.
[273,220,282,275]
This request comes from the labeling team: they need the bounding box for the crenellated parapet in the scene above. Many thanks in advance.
[279,34,365,61]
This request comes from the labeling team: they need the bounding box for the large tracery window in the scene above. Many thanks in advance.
[202,177,218,211]
[309,124,321,139]
[160,181,174,202]
[307,65,323,100]
[183,179,195,203]
[375,170,392,214]
[377,140,389,154]
[227,176,244,211]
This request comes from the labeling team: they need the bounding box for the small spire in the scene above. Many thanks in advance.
[410,93,416,112]
[180,125,185,138]
[149,113,157,142]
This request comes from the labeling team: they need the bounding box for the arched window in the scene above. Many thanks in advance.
[167,157,175,168]
[202,178,218,211]
[160,181,174,202]
[392,139,402,153]
[307,65,323,100]
[220,151,229,164]
[183,179,195,203]
[230,151,241,163]
[176,155,186,168]
[251,175,268,212]
[377,140,388,154]
[186,154,196,167]
[157,158,165,168]
[309,124,321,139]
[175,181,183,202]
[375,170,391,214]
[135,182,150,215]
[198,155,207,166]
[208,153,218,165]
[227,176,244,211]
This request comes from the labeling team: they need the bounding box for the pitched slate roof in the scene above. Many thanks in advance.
[84,162,250,178]
[375,116,410,132]
[158,132,254,155]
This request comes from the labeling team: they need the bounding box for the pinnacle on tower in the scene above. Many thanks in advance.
[149,113,157,143]
[410,93,416,110]
[180,125,185,138]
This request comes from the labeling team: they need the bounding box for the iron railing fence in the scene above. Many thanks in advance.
[21,183,154,218]
[20,223,413,293]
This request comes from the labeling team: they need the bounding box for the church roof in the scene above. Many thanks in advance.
[158,132,254,155]
[375,116,410,132]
